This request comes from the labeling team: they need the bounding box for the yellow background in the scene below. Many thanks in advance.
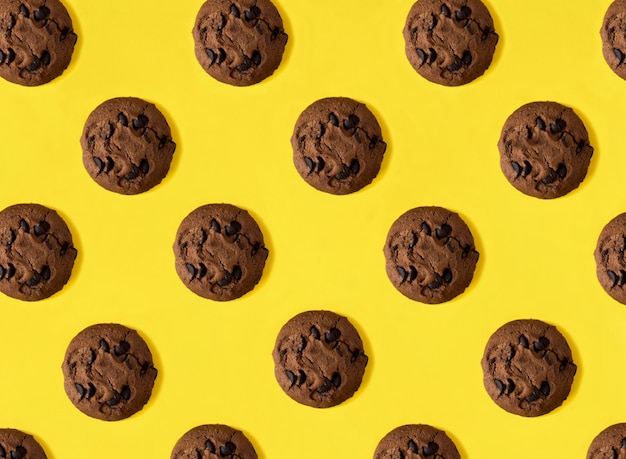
[0,0,625,457]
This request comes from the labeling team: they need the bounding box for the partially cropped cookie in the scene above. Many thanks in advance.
[601,0,626,80]
[403,0,498,86]
[0,0,77,86]
[272,310,368,408]
[587,423,626,459]
[0,429,47,459]
[171,424,257,459]
[374,424,460,459]
[173,204,268,301]
[62,323,158,421]
[481,319,577,417]
[81,97,176,195]
[594,213,626,304]
[292,97,387,195]
[498,101,594,199]
[384,206,479,304]
[0,203,77,301]
[193,0,288,86]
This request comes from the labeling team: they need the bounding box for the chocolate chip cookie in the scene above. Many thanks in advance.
[594,212,626,304]
[601,0,626,81]
[0,429,47,459]
[81,97,176,195]
[498,101,594,199]
[171,424,257,459]
[0,0,77,86]
[0,203,77,301]
[403,0,498,86]
[383,206,479,304]
[193,0,288,86]
[481,319,577,417]
[587,423,626,459]
[62,323,158,421]
[173,203,269,301]
[291,97,387,195]
[374,424,460,459]
[272,310,368,408]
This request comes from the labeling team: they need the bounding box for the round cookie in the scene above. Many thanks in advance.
[171,424,257,459]
[192,0,288,86]
[601,0,626,81]
[374,424,460,459]
[587,423,626,459]
[0,428,47,459]
[272,310,368,408]
[480,319,577,417]
[594,213,626,304]
[383,206,479,304]
[173,204,268,301]
[403,0,498,86]
[0,203,77,301]
[0,0,77,86]
[498,101,594,199]
[81,97,177,195]
[291,97,387,195]
[62,323,158,421]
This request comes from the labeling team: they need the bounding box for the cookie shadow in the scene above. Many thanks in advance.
[239,426,267,459]
[440,426,468,458]
[49,205,83,299]
[32,432,56,459]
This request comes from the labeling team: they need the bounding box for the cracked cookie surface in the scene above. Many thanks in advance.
[173,203,268,301]
[0,428,47,459]
[498,101,594,199]
[587,423,626,459]
[272,310,368,408]
[384,206,478,304]
[601,0,626,81]
[403,0,498,86]
[62,323,158,421]
[0,0,77,86]
[481,319,577,417]
[81,97,176,195]
[0,203,77,301]
[594,213,626,304]
[193,0,288,86]
[171,424,257,459]
[291,97,387,195]
[374,424,460,459]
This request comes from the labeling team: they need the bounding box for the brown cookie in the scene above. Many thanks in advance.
[374,424,460,459]
[481,319,577,417]
[383,206,479,304]
[403,0,498,86]
[587,423,626,459]
[81,97,176,195]
[170,424,257,459]
[62,323,158,421]
[272,310,368,408]
[498,101,594,199]
[0,203,77,301]
[0,0,77,86]
[594,213,626,304]
[291,97,387,195]
[173,204,268,301]
[0,429,47,459]
[192,0,288,86]
[601,0,626,80]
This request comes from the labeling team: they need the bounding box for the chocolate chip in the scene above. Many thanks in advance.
[11,447,26,459]
[316,378,332,393]
[105,156,115,172]
[140,362,151,375]
[310,326,320,339]
[236,56,252,72]
[114,340,131,356]
[100,339,110,352]
[542,169,557,184]
[75,383,85,400]
[559,358,569,371]
[220,441,237,456]
[19,219,29,232]
[298,369,307,385]
[217,271,232,287]
[217,13,226,30]
[0,445,5,458]
[244,5,261,21]
[533,336,550,352]
[25,271,40,287]
[506,378,516,395]
[408,266,418,282]
[6,48,15,65]
[408,232,418,249]
[442,268,453,283]
[40,50,50,66]
[0,265,4,281]
[124,164,140,180]
[331,372,342,387]
[435,223,452,239]
[251,242,260,256]
[6,264,14,279]
[621,437,626,449]
[421,222,432,235]
[186,264,197,279]
[334,165,350,180]
[251,50,261,66]
[481,27,491,41]
[315,122,326,139]
[535,116,546,130]
[446,56,463,72]
[441,4,451,17]
[427,275,442,289]
[0,51,4,66]
[422,441,439,457]
[615,48,625,65]
[225,220,241,236]
[428,13,438,30]
[217,48,226,64]
[118,112,128,126]
[540,381,550,396]
[576,140,587,154]
[6,229,15,246]
[34,5,50,21]
[428,47,437,63]
[304,157,314,173]
[106,391,121,406]
[511,161,521,177]
[494,379,505,395]
[324,327,341,343]
[550,118,567,134]
[206,439,216,453]
[455,6,471,21]
[526,126,533,140]
[408,439,418,453]
[121,385,131,400]
[139,158,150,175]
[60,27,70,40]
[329,112,339,126]
[349,159,360,174]
[525,387,541,402]
[197,263,207,279]
[19,4,29,18]
[343,114,360,130]
[316,156,325,171]
[193,450,201,459]
[205,48,216,64]
[7,14,15,31]
[33,222,47,236]
[557,163,567,178]
[462,50,472,66]
[132,114,149,130]
[232,265,242,280]
[416,48,427,64]
[522,160,532,177]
